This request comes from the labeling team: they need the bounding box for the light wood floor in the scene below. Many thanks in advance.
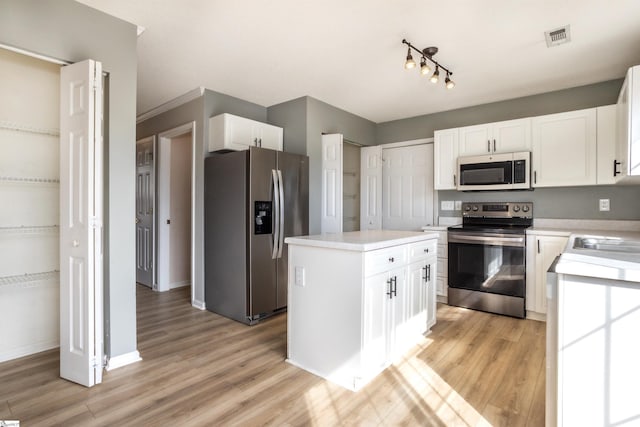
[0,285,546,426]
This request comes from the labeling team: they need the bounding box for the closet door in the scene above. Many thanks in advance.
[360,145,382,230]
[136,136,155,288]
[320,134,343,233]
[382,144,433,230]
[60,59,104,387]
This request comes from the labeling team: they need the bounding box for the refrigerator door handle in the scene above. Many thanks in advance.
[271,169,280,259]
[277,169,285,258]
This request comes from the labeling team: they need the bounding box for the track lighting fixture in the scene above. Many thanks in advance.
[402,39,455,89]
[404,46,416,69]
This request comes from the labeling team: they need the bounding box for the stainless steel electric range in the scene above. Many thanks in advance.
[447,202,533,318]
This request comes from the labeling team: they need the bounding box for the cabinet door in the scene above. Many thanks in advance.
[532,109,597,187]
[388,267,407,361]
[596,105,617,185]
[534,235,568,314]
[426,256,437,329]
[363,270,392,373]
[257,122,283,151]
[492,118,532,153]
[226,114,256,151]
[434,129,459,190]
[459,124,491,156]
[402,261,427,349]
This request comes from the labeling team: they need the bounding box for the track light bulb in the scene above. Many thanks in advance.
[445,74,455,89]
[405,47,416,69]
[430,66,440,83]
[420,58,431,76]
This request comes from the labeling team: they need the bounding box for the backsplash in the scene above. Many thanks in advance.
[438,185,640,221]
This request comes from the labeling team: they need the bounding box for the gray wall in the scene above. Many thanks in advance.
[0,0,138,358]
[376,79,640,221]
[136,89,266,306]
[267,96,377,233]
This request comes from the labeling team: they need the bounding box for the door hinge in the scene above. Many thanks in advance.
[91,357,100,369]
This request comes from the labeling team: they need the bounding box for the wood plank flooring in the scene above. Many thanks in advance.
[0,285,546,426]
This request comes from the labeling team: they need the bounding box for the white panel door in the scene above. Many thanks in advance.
[136,137,155,287]
[60,59,103,387]
[320,134,343,233]
[360,145,382,230]
[382,144,434,230]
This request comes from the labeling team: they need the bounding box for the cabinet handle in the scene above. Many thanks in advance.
[614,160,621,176]
[427,264,431,281]
[493,139,496,152]
[453,174,457,186]
[392,276,397,297]
[386,278,393,299]
[534,170,537,184]
[259,138,262,148]
[487,140,491,153]
[388,257,394,263]
[423,248,429,253]
[254,138,258,147]
[537,239,540,254]
[422,266,427,281]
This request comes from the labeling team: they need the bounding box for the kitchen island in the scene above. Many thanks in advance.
[285,230,438,391]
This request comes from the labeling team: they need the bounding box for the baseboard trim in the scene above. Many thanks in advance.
[192,299,205,310]
[105,350,142,371]
[0,341,58,363]
[170,280,190,289]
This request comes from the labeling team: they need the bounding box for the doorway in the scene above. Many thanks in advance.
[155,123,195,302]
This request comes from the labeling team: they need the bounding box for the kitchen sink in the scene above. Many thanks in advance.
[573,237,640,254]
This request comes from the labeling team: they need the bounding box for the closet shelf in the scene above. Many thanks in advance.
[0,120,60,137]
[0,176,60,184]
[0,225,59,235]
[0,271,59,288]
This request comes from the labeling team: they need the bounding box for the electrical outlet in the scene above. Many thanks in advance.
[599,199,610,212]
[441,201,454,211]
[295,266,305,287]
[454,201,462,211]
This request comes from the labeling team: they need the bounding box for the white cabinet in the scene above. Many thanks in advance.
[531,108,597,187]
[615,65,640,182]
[286,233,437,391]
[596,105,617,185]
[525,233,569,319]
[422,227,448,302]
[458,118,531,156]
[434,128,459,190]
[208,113,283,152]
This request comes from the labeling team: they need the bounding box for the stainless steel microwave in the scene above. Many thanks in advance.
[457,151,531,191]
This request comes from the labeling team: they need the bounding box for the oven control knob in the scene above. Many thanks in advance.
[513,205,521,212]
[464,205,471,212]
[472,205,479,212]
[522,205,530,212]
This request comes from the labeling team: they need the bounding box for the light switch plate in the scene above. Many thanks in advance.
[454,201,462,210]
[599,199,610,211]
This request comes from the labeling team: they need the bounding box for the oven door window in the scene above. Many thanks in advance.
[448,240,525,297]
[460,161,512,185]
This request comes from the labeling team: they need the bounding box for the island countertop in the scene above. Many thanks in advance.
[285,230,438,252]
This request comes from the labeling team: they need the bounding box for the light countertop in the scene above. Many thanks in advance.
[285,230,439,252]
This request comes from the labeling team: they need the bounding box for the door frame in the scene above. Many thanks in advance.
[156,122,197,304]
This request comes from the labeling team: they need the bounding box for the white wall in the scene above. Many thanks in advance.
[169,132,192,287]
[0,48,61,362]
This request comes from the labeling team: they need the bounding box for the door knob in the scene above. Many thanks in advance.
[135,217,140,224]
[72,240,79,247]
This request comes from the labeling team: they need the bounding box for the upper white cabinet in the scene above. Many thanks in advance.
[433,128,458,190]
[615,65,640,183]
[596,105,617,185]
[531,108,597,187]
[458,118,532,156]
[208,113,283,152]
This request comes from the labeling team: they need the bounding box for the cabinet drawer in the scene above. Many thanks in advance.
[408,239,437,263]
[364,246,407,277]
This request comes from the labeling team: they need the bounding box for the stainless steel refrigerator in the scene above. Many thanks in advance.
[204,147,309,325]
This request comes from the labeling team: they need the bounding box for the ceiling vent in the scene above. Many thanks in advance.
[545,25,571,47]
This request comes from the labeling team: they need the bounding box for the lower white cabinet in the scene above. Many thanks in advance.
[208,113,283,152]
[423,227,448,301]
[286,234,437,391]
[526,233,569,319]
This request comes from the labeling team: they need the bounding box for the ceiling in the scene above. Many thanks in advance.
[77,0,640,123]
